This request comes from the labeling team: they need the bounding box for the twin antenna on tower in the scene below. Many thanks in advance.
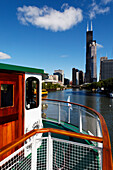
[87,21,93,31]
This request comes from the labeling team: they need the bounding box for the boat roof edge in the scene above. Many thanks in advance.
[0,63,45,74]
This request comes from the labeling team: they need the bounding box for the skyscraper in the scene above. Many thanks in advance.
[85,22,97,83]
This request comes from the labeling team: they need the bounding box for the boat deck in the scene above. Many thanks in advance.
[0,99,112,170]
[0,129,102,170]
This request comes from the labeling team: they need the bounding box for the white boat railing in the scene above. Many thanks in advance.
[42,100,102,138]
[41,99,113,170]
[0,129,103,170]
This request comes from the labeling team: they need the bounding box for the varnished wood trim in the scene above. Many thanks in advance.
[0,114,18,124]
[0,128,102,157]
[0,127,112,169]
[22,74,25,135]
[49,128,103,142]
[0,129,48,156]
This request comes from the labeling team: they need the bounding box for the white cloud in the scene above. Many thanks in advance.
[0,52,11,59]
[96,43,103,49]
[101,0,113,5]
[17,5,83,32]
[89,0,110,19]
[60,55,68,58]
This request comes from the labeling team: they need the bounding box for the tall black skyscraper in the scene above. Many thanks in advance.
[72,68,78,86]
[85,22,97,83]
[72,68,84,86]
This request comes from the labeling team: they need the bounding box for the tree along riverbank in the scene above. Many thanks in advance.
[42,82,71,91]
[85,77,113,94]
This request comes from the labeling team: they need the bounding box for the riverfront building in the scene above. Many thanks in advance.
[85,22,97,83]
[64,78,70,86]
[72,68,84,86]
[54,69,64,85]
[49,75,58,82]
[99,57,108,80]
[79,71,84,85]
[72,68,78,86]
[100,58,113,80]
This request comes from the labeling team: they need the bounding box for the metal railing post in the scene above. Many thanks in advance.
[97,119,102,138]
[79,109,82,133]
[58,103,61,124]
[99,149,103,170]
[46,132,53,170]
[31,135,37,170]
[97,119,103,148]
[68,107,70,123]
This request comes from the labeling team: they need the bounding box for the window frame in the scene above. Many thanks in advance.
[25,77,39,110]
[0,81,15,109]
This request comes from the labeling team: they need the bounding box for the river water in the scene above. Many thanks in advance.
[47,88,113,155]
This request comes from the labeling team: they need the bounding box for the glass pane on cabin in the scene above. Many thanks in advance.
[26,77,39,110]
[1,84,13,107]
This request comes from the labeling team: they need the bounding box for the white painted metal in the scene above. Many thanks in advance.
[52,137,102,170]
[52,137,102,151]
[79,109,82,133]
[97,119,102,138]
[0,140,32,169]
[42,101,102,137]
[25,73,42,134]
[31,135,37,170]
[46,132,53,170]
[24,73,43,156]
[58,103,61,124]
[0,134,103,170]
[68,107,70,123]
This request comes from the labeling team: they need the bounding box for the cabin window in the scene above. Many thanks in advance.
[26,77,39,110]
[1,84,13,107]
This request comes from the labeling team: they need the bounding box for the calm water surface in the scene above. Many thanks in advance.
[47,88,113,154]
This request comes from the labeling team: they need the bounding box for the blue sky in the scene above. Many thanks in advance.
[0,0,113,80]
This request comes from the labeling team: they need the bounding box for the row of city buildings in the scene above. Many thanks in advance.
[72,22,113,86]
[43,69,70,86]
[44,22,113,87]
[72,56,113,86]
[44,56,113,87]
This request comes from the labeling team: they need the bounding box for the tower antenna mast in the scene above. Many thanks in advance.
[91,21,93,31]
[87,22,89,32]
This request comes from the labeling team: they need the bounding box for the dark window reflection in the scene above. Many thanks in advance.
[1,84,13,107]
[26,77,39,110]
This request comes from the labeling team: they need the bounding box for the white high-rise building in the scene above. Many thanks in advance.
[49,75,58,82]
[54,69,64,85]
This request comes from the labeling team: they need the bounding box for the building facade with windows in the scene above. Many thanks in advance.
[54,69,64,85]
[85,22,97,83]
[64,78,70,86]
[49,75,58,82]
[100,59,113,80]
[72,68,84,86]
[99,56,108,80]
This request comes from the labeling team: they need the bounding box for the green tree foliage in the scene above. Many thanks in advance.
[42,82,46,89]
[86,78,113,92]
[42,82,64,90]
